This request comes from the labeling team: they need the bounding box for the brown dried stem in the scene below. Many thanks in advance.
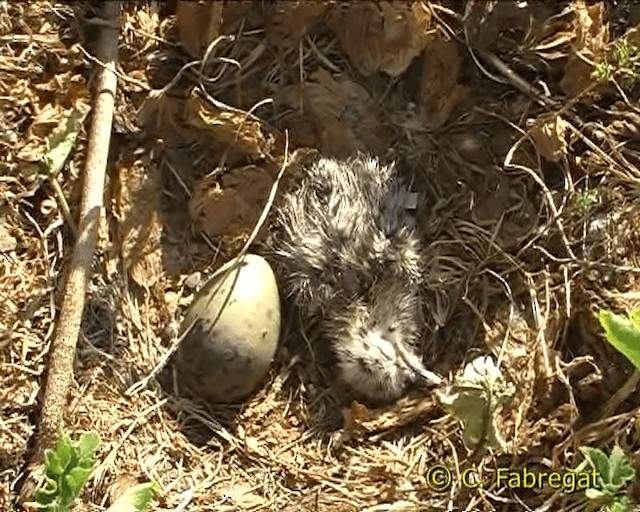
[18,1,120,503]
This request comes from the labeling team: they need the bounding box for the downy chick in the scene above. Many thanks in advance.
[272,154,441,402]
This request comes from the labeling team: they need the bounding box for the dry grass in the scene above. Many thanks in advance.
[2,1,640,511]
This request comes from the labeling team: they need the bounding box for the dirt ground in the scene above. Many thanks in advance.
[2,1,640,511]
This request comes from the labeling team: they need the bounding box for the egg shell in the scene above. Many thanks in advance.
[176,254,281,403]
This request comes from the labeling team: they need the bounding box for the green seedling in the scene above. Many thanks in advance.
[33,430,158,512]
[570,189,600,216]
[575,445,636,512]
[437,356,515,452]
[106,481,160,512]
[598,308,640,372]
[592,37,640,90]
[35,108,87,237]
[34,431,100,512]
[38,109,85,179]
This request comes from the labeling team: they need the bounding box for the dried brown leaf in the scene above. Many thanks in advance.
[175,0,223,58]
[560,1,609,96]
[265,1,329,48]
[34,71,90,110]
[187,92,276,159]
[276,69,388,157]
[114,156,164,288]
[419,38,469,127]
[326,1,431,77]
[17,102,88,163]
[532,7,576,61]
[0,220,16,253]
[464,1,532,51]
[529,114,570,163]
[138,90,186,140]
[188,164,273,240]
[124,6,160,39]
[224,484,265,509]
[610,111,640,142]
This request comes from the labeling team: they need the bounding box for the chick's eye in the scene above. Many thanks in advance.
[388,324,397,333]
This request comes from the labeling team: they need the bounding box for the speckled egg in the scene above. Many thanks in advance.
[175,254,281,403]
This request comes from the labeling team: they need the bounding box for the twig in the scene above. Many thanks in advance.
[17,1,120,503]
[124,318,197,396]
[48,174,78,237]
[597,371,640,421]
[476,47,640,183]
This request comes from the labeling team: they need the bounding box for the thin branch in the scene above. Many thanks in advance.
[18,1,121,504]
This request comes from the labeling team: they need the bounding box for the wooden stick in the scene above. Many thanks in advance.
[18,1,120,503]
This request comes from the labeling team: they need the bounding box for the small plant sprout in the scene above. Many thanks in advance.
[36,108,88,237]
[575,445,636,512]
[598,308,640,371]
[437,355,515,452]
[34,431,100,512]
[32,429,159,512]
[570,189,600,216]
[106,481,160,512]
[592,37,640,90]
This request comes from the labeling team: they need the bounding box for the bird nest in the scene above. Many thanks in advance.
[2,1,640,510]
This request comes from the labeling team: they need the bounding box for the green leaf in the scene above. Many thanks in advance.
[76,432,100,461]
[585,487,606,500]
[45,451,65,477]
[592,62,613,81]
[55,434,74,472]
[629,309,640,330]
[606,496,632,512]
[35,431,101,511]
[34,475,59,504]
[437,356,514,451]
[608,445,636,488]
[106,481,160,512]
[39,109,86,177]
[579,446,612,483]
[579,445,637,509]
[64,466,93,497]
[598,309,640,371]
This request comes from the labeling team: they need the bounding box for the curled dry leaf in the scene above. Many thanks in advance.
[463,1,532,51]
[138,90,186,142]
[344,401,371,429]
[326,1,431,77]
[419,38,469,127]
[189,164,274,240]
[114,156,164,288]
[187,92,277,159]
[470,173,537,251]
[356,397,440,434]
[0,220,17,253]
[175,0,223,59]
[107,472,140,508]
[610,110,640,142]
[528,114,571,163]
[265,1,329,48]
[17,102,87,164]
[34,71,90,111]
[123,7,160,47]
[338,401,370,444]
[276,69,388,157]
[530,7,576,61]
[560,1,609,97]
[224,485,265,510]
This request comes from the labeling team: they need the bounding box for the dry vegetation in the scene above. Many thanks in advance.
[2,1,640,510]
